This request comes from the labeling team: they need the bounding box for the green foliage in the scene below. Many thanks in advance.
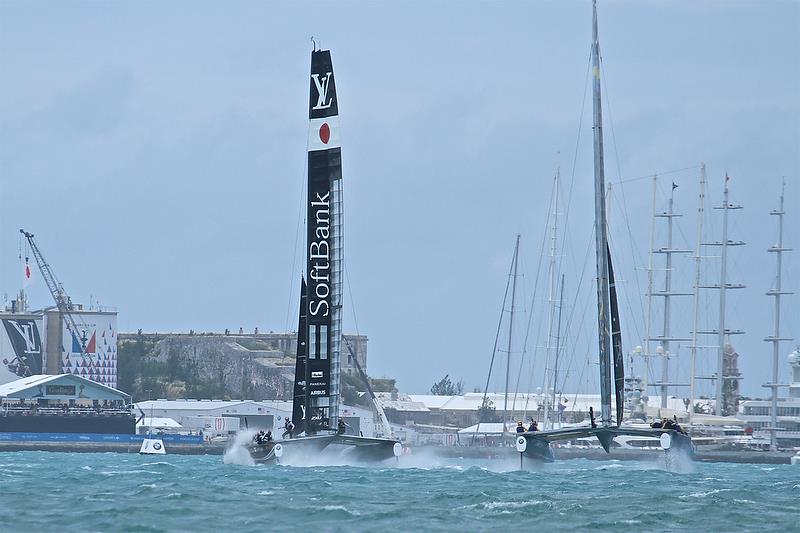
[477,397,500,423]
[117,336,165,400]
[117,334,228,401]
[369,378,397,393]
[340,371,374,408]
[430,374,464,396]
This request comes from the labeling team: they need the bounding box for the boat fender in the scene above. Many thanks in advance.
[516,436,527,453]
[274,443,283,458]
[660,433,672,450]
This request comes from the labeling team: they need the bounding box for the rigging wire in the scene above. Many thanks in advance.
[512,174,556,420]
[558,47,593,274]
[612,165,702,186]
[518,49,592,422]
[283,136,310,333]
[556,224,595,404]
[599,61,647,347]
[475,241,515,439]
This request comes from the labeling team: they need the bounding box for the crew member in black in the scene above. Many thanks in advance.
[671,416,686,434]
[516,421,525,433]
[282,419,294,439]
[265,430,273,442]
[589,407,597,428]
[528,419,538,432]
[337,418,346,435]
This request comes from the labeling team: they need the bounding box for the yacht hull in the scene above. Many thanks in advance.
[248,434,400,465]
[519,427,695,463]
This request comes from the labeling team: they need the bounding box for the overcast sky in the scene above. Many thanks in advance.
[1,1,797,399]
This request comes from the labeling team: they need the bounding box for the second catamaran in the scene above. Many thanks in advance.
[517,0,695,463]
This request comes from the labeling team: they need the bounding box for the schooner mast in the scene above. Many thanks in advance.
[688,164,706,427]
[647,179,692,408]
[764,182,792,451]
[700,176,745,417]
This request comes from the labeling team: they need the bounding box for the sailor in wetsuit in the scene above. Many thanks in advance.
[516,421,525,433]
[282,419,294,439]
[670,416,687,435]
[337,418,346,435]
[528,419,538,432]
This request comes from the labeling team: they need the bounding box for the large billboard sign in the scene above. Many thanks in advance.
[58,312,118,389]
[0,316,43,385]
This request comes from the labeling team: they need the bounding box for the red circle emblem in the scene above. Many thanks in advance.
[319,123,330,144]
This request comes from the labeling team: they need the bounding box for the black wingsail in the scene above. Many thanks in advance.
[305,49,343,433]
[607,244,625,426]
[292,278,309,434]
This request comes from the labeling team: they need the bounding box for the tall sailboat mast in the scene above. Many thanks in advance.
[643,175,657,408]
[765,181,792,451]
[503,234,520,425]
[712,177,745,416]
[715,183,731,416]
[542,168,560,429]
[591,0,613,426]
[551,274,566,428]
[689,163,706,427]
[651,184,693,407]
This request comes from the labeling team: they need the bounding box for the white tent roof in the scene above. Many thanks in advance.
[0,374,130,400]
[136,399,278,412]
[138,417,182,428]
[457,422,513,435]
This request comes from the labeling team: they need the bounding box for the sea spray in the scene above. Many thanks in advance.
[223,430,256,466]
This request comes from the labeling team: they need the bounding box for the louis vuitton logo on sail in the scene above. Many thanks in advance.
[311,72,334,110]
[309,191,331,317]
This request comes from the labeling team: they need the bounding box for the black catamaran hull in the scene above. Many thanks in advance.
[520,427,695,463]
[266,434,400,464]
[248,442,281,464]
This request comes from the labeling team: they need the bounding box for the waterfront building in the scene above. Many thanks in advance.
[133,399,379,438]
[740,348,800,448]
[0,373,133,434]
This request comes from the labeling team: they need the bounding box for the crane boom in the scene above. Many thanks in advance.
[19,229,90,362]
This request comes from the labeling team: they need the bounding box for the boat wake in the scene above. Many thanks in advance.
[664,448,696,474]
[223,430,257,466]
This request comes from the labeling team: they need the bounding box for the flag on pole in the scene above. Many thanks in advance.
[22,256,33,287]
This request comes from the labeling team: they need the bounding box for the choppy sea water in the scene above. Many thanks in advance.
[0,450,797,532]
